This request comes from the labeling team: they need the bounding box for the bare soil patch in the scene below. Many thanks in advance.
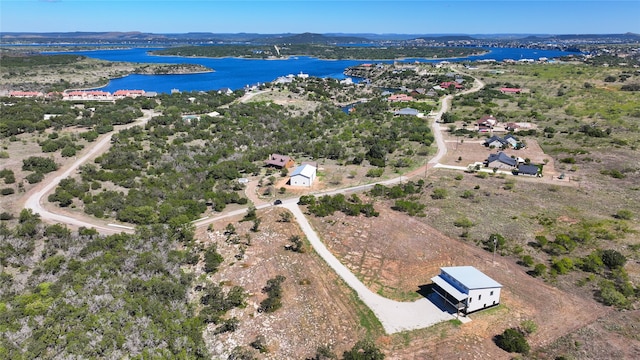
[194,207,373,359]
[307,205,608,358]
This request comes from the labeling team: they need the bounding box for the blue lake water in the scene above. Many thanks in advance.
[46,47,576,93]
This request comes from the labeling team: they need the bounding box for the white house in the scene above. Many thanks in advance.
[431,266,502,315]
[289,164,317,187]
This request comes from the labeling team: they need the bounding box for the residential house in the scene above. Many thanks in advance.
[265,154,295,169]
[431,266,502,315]
[477,115,498,132]
[63,90,111,101]
[486,152,517,169]
[484,136,507,148]
[289,164,317,187]
[503,134,519,148]
[517,164,540,176]
[484,134,520,149]
[411,88,426,96]
[113,90,145,98]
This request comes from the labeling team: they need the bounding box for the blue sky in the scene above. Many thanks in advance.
[1,1,638,34]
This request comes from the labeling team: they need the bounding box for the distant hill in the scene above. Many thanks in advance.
[1,32,638,45]
[412,35,477,42]
[257,32,373,45]
[520,33,640,41]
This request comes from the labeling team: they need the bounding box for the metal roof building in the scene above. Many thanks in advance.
[431,266,502,315]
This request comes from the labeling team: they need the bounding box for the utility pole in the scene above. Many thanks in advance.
[493,236,498,265]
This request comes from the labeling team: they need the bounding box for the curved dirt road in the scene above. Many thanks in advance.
[23,110,158,234]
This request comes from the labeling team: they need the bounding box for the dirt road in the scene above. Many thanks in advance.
[22,109,158,234]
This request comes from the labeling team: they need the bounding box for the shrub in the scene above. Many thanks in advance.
[580,250,604,273]
[22,156,58,173]
[520,320,538,335]
[600,169,625,179]
[461,190,474,199]
[392,200,426,216]
[366,168,384,177]
[25,172,45,184]
[60,145,77,157]
[259,275,286,313]
[535,235,548,248]
[521,255,534,267]
[343,339,385,360]
[614,209,633,220]
[454,217,473,228]
[601,249,626,269]
[598,280,630,307]
[552,257,574,275]
[1,170,15,184]
[1,187,15,195]
[203,245,224,273]
[621,83,640,91]
[287,235,306,253]
[431,188,447,199]
[532,263,547,277]
[496,328,530,354]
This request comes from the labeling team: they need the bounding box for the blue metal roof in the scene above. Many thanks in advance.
[487,152,517,167]
[290,164,316,178]
[431,275,468,301]
[441,266,502,289]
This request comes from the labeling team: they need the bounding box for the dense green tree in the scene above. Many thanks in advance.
[204,245,224,273]
[601,249,626,269]
[496,328,530,354]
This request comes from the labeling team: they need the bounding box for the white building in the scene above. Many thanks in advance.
[289,164,317,187]
[431,266,502,315]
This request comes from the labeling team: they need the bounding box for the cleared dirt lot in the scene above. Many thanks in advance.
[307,205,608,358]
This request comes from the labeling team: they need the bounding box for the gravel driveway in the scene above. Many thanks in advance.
[282,201,457,334]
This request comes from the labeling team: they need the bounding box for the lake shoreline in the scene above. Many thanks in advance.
[37,47,575,93]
